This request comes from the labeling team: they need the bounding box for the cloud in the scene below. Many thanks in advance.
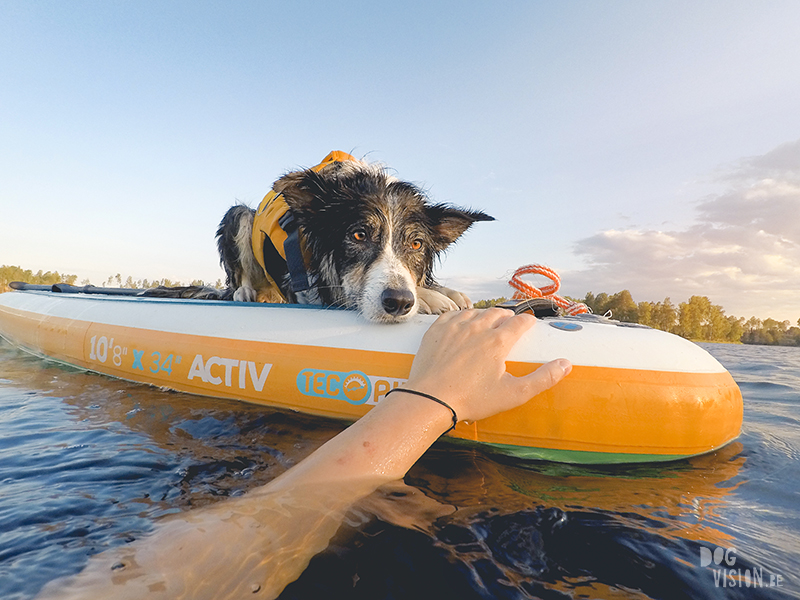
[725,138,800,182]
[565,141,800,321]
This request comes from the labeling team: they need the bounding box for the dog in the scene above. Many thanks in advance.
[151,151,493,323]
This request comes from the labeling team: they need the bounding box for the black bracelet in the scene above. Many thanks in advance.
[385,388,458,433]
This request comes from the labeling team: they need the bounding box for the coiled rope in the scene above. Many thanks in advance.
[508,264,590,316]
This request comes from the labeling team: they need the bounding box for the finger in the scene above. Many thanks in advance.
[421,308,470,341]
[483,313,537,353]
[495,311,537,336]
[470,306,516,329]
[430,307,471,326]
[513,358,572,399]
[434,307,486,329]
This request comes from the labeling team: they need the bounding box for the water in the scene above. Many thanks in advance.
[0,339,798,599]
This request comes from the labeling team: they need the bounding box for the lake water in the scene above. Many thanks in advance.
[0,338,798,599]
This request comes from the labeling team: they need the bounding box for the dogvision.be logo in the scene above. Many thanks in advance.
[700,545,784,589]
[297,368,405,406]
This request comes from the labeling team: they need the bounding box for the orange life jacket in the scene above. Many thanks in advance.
[250,151,357,303]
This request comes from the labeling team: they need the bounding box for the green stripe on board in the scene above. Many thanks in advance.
[484,443,689,464]
[444,437,694,464]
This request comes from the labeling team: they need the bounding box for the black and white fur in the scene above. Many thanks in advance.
[159,158,493,323]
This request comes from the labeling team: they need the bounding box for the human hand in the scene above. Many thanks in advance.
[402,308,571,424]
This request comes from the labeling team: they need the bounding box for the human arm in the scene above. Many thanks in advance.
[38,308,571,600]
[268,307,572,488]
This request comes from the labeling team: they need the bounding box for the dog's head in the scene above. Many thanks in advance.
[275,160,493,322]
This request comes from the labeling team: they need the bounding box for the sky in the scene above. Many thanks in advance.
[2,1,800,322]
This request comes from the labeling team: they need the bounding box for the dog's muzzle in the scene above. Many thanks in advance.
[381,288,415,317]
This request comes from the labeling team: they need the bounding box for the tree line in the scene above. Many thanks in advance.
[0,265,222,294]
[0,265,78,292]
[97,273,223,290]
[476,290,800,346]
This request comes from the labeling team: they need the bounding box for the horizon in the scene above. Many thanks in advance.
[2,2,799,322]
[2,263,796,327]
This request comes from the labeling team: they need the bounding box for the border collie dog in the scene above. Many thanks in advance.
[158,152,493,323]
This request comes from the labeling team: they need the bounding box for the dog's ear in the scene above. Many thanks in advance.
[429,205,494,249]
[274,171,328,218]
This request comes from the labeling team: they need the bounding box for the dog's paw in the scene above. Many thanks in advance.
[416,286,460,314]
[432,285,473,310]
[233,286,258,302]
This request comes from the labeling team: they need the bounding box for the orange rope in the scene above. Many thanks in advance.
[508,264,590,316]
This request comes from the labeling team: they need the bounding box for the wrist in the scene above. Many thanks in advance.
[383,388,457,435]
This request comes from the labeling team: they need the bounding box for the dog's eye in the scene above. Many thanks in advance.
[410,239,422,251]
[352,229,367,242]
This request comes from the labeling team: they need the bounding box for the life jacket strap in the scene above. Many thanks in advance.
[278,210,321,304]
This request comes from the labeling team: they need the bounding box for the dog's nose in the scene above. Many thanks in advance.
[381,289,415,317]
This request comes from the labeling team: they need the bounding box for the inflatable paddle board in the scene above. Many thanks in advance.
[0,288,743,464]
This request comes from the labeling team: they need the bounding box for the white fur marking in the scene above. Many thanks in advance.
[355,224,418,322]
